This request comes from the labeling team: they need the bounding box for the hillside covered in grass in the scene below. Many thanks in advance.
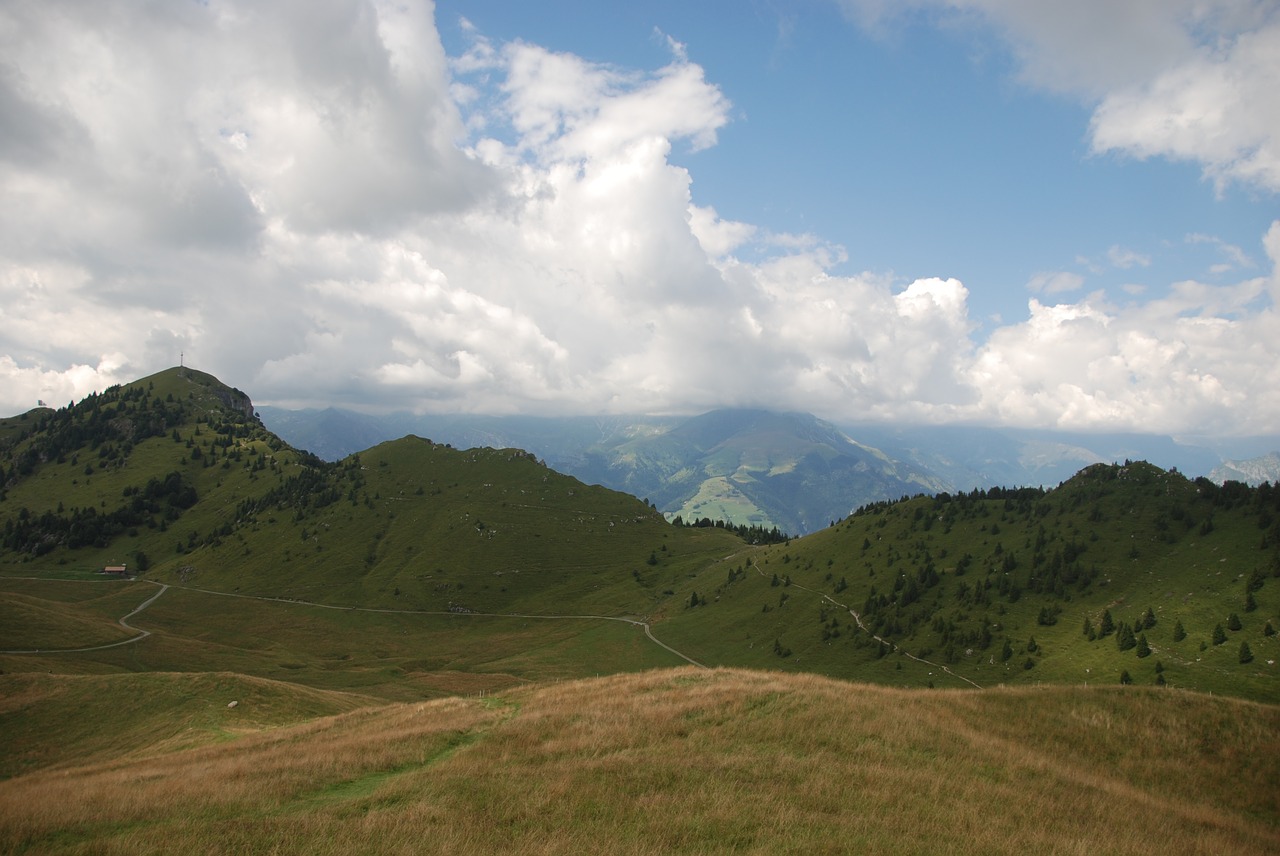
[655,461,1280,702]
[2,369,1278,852]
[1,667,1276,855]
[0,367,744,617]
[2,367,1279,703]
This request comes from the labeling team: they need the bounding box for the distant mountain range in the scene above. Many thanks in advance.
[258,405,1279,535]
[1210,452,1280,486]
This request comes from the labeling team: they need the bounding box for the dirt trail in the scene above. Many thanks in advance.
[5,578,709,669]
[1,581,170,655]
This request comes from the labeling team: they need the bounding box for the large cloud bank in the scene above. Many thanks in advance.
[1,0,1277,435]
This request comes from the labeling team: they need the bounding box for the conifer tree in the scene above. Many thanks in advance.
[1227,612,1243,631]
[1212,623,1227,645]
[1172,619,1187,642]
[1099,609,1115,637]
[1135,633,1151,658]
[1239,641,1254,664]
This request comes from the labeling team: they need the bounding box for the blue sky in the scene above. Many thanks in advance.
[1,0,1278,436]
[438,0,1274,328]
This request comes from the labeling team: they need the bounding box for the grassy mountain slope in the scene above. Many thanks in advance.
[2,370,1278,851]
[0,366,295,571]
[3,368,1278,704]
[656,462,1280,702]
[0,367,744,618]
[1,667,1275,855]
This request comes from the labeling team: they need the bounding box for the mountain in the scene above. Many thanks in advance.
[0,367,743,615]
[1210,451,1280,486]
[837,423,1244,490]
[653,459,1280,702]
[3,368,1277,704]
[257,405,948,535]
[569,409,947,535]
[259,404,1277,535]
[255,406,680,467]
[4,368,1279,852]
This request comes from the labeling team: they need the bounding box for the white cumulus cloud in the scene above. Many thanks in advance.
[0,0,1277,439]
[842,0,1280,193]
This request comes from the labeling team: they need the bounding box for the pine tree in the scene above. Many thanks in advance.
[1172,619,1187,642]
[1227,612,1243,631]
[1239,641,1254,664]
[1246,567,1265,592]
[1082,616,1094,639]
[1244,591,1257,612]
[1212,623,1227,645]
[1099,609,1115,637]
[1120,670,1132,685]
[1116,622,1137,652]
[1135,633,1151,658]
[1141,606,1157,629]
[1000,638,1013,661]
[1265,620,1276,637]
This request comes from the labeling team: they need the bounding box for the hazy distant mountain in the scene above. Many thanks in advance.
[844,424,1231,490]
[257,405,1277,535]
[1209,451,1280,486]
[256,407,680,470]
[257,406,936,534]
[568,409,950,535]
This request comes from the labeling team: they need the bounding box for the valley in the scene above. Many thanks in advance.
[1,367,1277,853]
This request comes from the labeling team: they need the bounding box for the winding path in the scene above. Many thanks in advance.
[2,579,708,668]
[1,582,170,655]
[5,561,983,686]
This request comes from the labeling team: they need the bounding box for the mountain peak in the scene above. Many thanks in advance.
[129,366,256,421]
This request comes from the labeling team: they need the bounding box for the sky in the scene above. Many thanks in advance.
[1,0,1278,437]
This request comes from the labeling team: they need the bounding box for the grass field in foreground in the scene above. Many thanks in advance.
[0,667,1275,855]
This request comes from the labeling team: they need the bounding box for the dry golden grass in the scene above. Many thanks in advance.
[1,668,1276,855]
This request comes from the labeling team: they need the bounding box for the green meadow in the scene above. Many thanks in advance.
[1,368,1277,852]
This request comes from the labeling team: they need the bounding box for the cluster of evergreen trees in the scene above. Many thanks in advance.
[671,514,789,545]
[0,471,198,555]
